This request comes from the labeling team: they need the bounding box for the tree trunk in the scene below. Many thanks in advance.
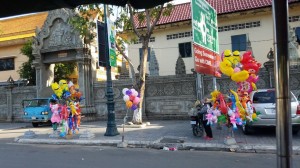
[132,37,149,124]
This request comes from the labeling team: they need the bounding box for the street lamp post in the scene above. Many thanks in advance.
[103,5,119,136]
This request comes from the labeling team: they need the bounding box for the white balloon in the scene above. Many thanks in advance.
[122,88,129,95]
[132,90,138,97]
[130,88,136,94]
[123,95,130,102]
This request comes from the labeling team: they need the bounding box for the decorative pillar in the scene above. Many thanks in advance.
[263,48,274,88]
[77,52,96,116]
[6,76,15,122]
[149,49,159,76]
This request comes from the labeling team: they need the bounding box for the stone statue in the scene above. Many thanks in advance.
[267,48,274,60]
[49,20,64,47]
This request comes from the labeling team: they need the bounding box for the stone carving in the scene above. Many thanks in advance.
[96,88,106,99]
[175,56,186,75]
[33,8,83,56]
[0,94,7,104]
[256,77,267,89]
[113,88,121,99]
[182,82,194,95]
[149,49,159,76]
[47,19,77,49]
[246,37,254,57]
[49,19,64,47]
[288,25,300,59]
[164,84,175,95]
[290,76,300,90]
[146,85,158,96]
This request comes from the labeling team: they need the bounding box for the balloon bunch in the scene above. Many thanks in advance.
[50,79,83,137]
[205,50,261,129]
[205,90,244,130]
[219,50,261,94]
[122,88,140,111]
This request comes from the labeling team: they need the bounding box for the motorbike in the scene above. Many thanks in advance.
[190,105,204,137]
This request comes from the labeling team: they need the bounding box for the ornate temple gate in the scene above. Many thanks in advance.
[32,9,96,116]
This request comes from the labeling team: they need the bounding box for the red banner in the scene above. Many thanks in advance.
[193,44,221,77]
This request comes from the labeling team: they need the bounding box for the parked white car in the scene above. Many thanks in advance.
[242,89,300,135]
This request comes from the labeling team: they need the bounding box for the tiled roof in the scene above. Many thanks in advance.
[134,0,299,28]
[0,12,47,41]
[208,0,298,14]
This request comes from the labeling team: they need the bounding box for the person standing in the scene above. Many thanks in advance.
[198,98,213,140]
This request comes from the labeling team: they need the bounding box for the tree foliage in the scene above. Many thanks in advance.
[54,62,77,82]
[18,40,36,85]
[68,4,103,46]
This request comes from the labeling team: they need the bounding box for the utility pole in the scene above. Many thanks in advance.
[272,0,292,167]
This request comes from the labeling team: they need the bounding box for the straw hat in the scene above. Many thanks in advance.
[204,98,212,103]
[194,100,201,107]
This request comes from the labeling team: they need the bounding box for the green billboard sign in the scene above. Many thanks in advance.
[191,0,219,54]
[107,18,117,67]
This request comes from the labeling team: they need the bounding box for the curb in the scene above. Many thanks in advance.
[14,137,300,155]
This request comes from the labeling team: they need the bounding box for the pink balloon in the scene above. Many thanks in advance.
[234,67,240,73]
[133,97,140,105]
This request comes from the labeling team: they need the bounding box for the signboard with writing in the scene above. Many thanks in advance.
[193,44,221,77]
[107,18,117,67]
[191,0,220,76]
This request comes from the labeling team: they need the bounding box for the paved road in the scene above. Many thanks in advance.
[1,120,300,154]
[0,142,300,168]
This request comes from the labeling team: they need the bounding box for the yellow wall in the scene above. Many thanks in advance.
[0,43,28,82]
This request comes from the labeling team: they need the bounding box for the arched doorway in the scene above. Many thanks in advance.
[32,8,95,115]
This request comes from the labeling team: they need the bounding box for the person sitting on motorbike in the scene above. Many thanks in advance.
[198,98,213,140]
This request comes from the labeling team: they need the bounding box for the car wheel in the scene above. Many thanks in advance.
[32,122,39,127]
[242,124,251,135]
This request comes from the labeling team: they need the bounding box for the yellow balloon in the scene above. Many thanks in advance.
[252,113,257,120]
[59,79,69,92]
[219,59,234,76]
[223,49,232,61]
[231,70,249,82]
[51,82,63,98]
[126,101,133,109]
[231,50,241,65]
[251,82,257,91]
[230,89,246,115]
[210,90,220,102]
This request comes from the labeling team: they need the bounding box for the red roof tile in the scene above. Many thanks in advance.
[134,0,299,28]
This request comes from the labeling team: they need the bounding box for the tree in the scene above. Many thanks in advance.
[18,40,36,85]
[70,3,172,124]
[116,4,173,124]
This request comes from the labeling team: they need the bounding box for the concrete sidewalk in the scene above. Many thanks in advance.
[4,120,300,154]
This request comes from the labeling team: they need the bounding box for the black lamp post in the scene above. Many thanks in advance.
[103,5,119,136]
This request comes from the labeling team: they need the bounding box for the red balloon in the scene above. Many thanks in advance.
[129,95,135,101]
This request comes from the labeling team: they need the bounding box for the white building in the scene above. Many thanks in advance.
[123,0,300,76]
